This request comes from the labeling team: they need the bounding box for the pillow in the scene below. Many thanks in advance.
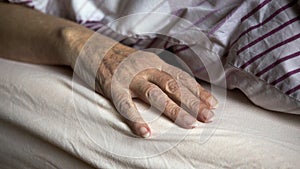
[178,0,300,114]
[225,0,300,114]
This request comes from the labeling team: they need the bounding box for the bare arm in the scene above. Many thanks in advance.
[0,2,106,66]
[0,2,217,138]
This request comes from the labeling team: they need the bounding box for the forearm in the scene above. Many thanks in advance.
[0,3,218,138]
[0,3,117,67]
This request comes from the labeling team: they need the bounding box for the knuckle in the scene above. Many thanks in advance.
[127,115,141,123]
[165,102,180,120]
[147,87,169,109]
[190,99,200,108]
[146,85,160,98]
[166,79,179,93]
[200,90,212,99]
[188,99,201,114]
[178,71,190,80]
[118,99,131,111]
[169,106,180,121]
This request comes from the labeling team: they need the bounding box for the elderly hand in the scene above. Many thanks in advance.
[65,28,218,138]
[0,3,217,138]
[95,43,218,138]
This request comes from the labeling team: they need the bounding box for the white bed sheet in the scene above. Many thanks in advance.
[0,58,299,169]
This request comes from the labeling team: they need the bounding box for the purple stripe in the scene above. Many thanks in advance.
[164,37,175,49]
[240,33,300,69]
[173,0,207,16]
[83,22,101,27]
[285,84,300,95]
[120,38,140,46]
[270,68,300,85]
[146,38,158,48]
[164,40,170,49]
[86,23,100,28]
[97,26,110,34]
[77,20,84,24]
[119,38,128,44]
[231,0,296,47]
[85,23,101,28]
[256,51,300,77]
[208,3,240,36]
[192,3,238,27]
[13,0,32,4]
[237,15,300,55]
[241,0,272,22]
[78,20,101,24]
[102,29,114,38]
[133,39,142,46]
[173,45,190,53]
[84,20,101,24]
[130,38,143,47]
[90,25,102,31]
[192,8,222,26]
[126,38,142,47]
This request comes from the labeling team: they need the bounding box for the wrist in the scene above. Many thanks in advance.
[59,25,139,97]
[59,26,94,67]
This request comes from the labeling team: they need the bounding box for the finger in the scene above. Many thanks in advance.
[179,73,218,109]
[144,69,214,122]
[111,88,151,138]
[181,89,215,123]
[130,77,199,128]
[196,83,218,109]
[145,69,181,101]
[166,66,218,108]
[167,86,214,123]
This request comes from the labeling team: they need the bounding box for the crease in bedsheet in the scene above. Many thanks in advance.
[31,155,60,169]
[1,55,300,169]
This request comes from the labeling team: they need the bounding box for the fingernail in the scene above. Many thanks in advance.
[184,115,198,127]
[209,96,218,108]
[203,109,214,122]
[139,127,150,138]
[190,121,200,128]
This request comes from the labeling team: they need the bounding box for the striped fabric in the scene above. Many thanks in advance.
[8,0,300,113]
[228,0,300,111]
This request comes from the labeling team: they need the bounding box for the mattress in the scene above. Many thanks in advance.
[0,57,299,169]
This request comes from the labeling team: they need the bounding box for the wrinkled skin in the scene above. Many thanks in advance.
[95,43,218,138]
[0,3,218,138]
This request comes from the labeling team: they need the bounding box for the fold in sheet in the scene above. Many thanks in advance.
[0,58,299,168]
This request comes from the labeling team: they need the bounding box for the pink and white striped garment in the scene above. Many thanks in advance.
[8,0,300,114]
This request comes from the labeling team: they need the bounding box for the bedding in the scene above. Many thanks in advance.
[1,0,300,168]
[8,0,300,114]
[0,58,300,168]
